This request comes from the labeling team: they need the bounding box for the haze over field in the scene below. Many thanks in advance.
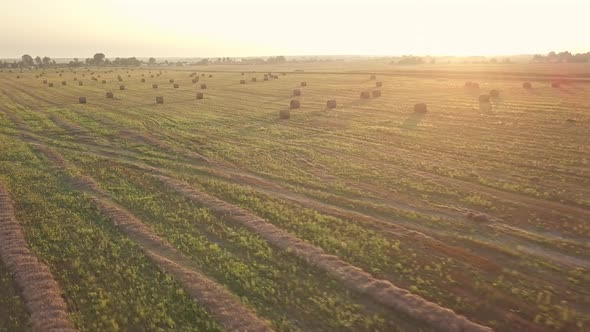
[1,0,589,58]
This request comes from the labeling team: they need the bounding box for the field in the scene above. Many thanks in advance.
[0,62,589,332]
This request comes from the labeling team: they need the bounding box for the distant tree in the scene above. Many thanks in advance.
[148,57,156,65]
[93,53,106,65]
[21,54,34,67]
[34,56,42,66]
[42,56,52,66]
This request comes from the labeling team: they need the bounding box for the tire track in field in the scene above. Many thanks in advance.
[32,145,274,332]
[154,174,493,332]
[0,184,77,332]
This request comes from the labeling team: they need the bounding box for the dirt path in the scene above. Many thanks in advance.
[0,184,77,332]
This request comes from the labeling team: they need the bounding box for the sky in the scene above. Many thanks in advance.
[0,0,588,58]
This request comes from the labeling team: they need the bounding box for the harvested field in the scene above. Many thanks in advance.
[0,62,589,332]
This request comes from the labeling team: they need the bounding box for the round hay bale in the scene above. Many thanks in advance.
[370,74,376,80]
[102,80,107,84]
[264,74,268,78]
[290,100,300,109]
[169,79,174,83]
[490,89,500,98]
[479,94,491,103]
[551,82,561,88]
[376,81,383,87]
[73,77,78,81]
[372,90,381,98]
[414,103,428,113]
[61,81,67,86]
[192,78,198,83]
[293,89,301,96]
[465,81,480,89]
[201,74,205,77]
[201,84,207,89]
[209,74,213,78]
[251,78,257,82]
[79,97,87,104]
[141,78,146,82]
[119,85,125,90]
[279,109,290,119]
[43,79,48,84]
[281,72,286,76]
[196,92,204,100]
[273,75,279,79]
[240,80,246,84]
[78,81,83,86]
[301,82,307,87]
[106,92,114,99]
[360,91,370,99]
[523,82,532,89]
[264,77,269,81]
[156,96,164,104]
[174,83,179,88]
[241,72,245,76]
[326,100,337,109]
[48,83,54,87]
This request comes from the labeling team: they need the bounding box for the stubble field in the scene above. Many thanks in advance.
[0,62,588,332]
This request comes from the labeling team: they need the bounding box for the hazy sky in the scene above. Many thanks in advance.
[1,0,588,58]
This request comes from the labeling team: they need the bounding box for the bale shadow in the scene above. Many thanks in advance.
[402,112,425,129]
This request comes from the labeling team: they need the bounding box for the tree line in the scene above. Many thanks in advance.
[532,51,590,63]
[1,53,288,69]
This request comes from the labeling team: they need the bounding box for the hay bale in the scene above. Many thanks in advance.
[141,78,146,82]
[523,82,532,89]
[290,100,300,109]
[264,77,269,81]
[209,74,213,78]
[174,83,179,88]
[60,81,66,86]
[152,84,158,89]
[106,92,114,98]
[169,79,174,83]
[490,89,500,98]
[360,91,370,99]
[279,109,290,119]
[264,74,268,78]
[196,92,204,99]
[326,100,337,109]
[201,74,205,76]
[201,84,207,89]
[119,85,125,90]
[465,81,480,89]
[300,81,307,87]
[43,79,47,84]
[372,90,381,98]
[466,211,491,223]
[551,82,561,88]
[79,97,87,104]
[479,94,491,103]
[251,78,257,82]
[78,81,83,86]
[376,81,383,87]
[73,77,77,81]
[414,103,428,113]
[370,74,376,80]
[240,80,246,84]
[48,83,54,87]
[102,80,107,84]
[156,96,164,104]
[566,118,576,123]
[273,75,279,79]
[192,78,198,83]
[293,89,301,96]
